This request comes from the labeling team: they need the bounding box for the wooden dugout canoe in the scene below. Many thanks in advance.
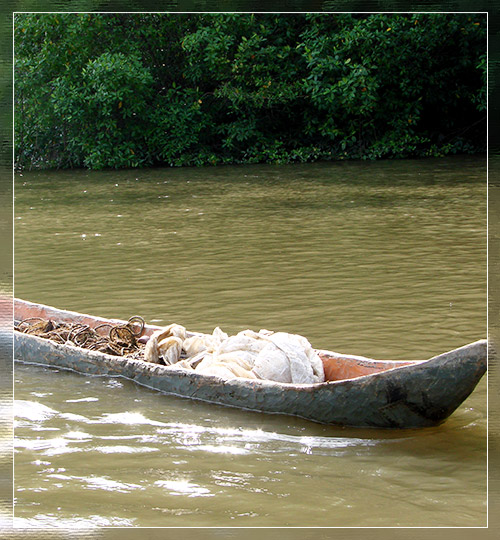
[14,298,487,429]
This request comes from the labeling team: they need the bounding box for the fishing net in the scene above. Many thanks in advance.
[16,317,325,383]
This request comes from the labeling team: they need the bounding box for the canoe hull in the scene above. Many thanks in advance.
[14,322,487,429]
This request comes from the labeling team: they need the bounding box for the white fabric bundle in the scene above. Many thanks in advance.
[144,323,324,384]
[182,326,228,357]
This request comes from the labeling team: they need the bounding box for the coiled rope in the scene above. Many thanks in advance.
[15,316,146,359]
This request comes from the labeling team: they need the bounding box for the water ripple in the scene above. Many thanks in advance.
[154,479,213,497]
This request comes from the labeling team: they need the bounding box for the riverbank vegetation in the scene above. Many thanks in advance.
[14,12,486,170]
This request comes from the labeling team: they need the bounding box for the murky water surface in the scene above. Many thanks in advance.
[14,157,487,527]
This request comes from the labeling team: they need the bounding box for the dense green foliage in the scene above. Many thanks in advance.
[15,13,486,169]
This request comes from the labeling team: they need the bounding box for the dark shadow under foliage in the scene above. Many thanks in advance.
[14,12,486,169]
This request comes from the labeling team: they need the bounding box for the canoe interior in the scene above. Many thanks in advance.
[14,298,422,383]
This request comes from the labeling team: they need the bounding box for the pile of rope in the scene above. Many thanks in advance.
[15,316,146,360]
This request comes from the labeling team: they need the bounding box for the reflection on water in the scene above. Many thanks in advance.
[14,157,486,527]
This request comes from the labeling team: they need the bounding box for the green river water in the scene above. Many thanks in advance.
[13,156,487,527]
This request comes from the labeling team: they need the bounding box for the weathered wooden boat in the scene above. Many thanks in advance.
[14,298,487,429]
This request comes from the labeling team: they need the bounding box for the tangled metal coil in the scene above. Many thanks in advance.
[15,316,146,359]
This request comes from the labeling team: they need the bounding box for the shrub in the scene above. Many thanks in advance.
[14,13,486,169]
